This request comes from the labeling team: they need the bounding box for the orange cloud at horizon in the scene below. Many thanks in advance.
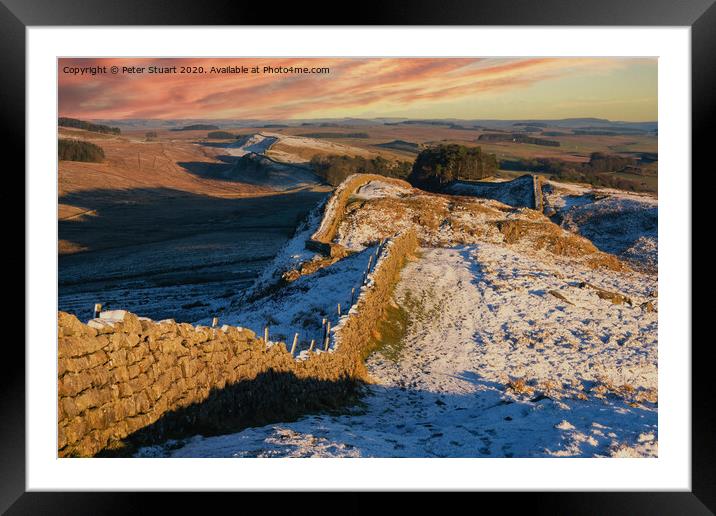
[58,57,657,121]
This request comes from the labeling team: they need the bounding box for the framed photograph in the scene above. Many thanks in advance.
[8,0,710,512]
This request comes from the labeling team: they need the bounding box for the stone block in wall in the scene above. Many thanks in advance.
[73,387,106,413]
[240,328,256,340]
[59,334,108,359]
[87,319,116,335]
[178,357,194,378]
[100,310,143,335]
[160,337,190,355]
[110,366,130,384]
[177,323,195,338]
[86,405,111,431]
[193,327,213,343]
[127,363,141,379]
[138,356,154,374]
[121,396,137,419]
[58,312,96,338]
[155,319,178,335]
[76,431,104,457]
[107,349,128,368]
[85,365,111,390]
[135,391,152,414]
[62,416,87,446]
[60,396,80,419]
[118,381,133,398]
[58,372,93,398]
[128,372,149,393]
[58,425,67,450]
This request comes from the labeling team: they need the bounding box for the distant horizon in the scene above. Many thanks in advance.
[73,116,658,124]
[59,58,657,122]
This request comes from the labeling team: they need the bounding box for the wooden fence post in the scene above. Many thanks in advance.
[264,326,269,345]
[323,321,331,351]
[290,333,299,355]
[309,339,315,352]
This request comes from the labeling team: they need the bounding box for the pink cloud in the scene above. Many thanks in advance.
[58,57,653,120]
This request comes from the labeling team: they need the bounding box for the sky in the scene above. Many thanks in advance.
[58,57,657,122]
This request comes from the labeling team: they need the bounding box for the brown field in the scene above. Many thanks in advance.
[58,128,319,253]
[196,123,658,165]
[58,128,331,321]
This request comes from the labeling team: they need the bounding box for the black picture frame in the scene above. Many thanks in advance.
[6,0,709,513]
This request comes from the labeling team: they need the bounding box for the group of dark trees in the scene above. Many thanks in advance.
[58,117,120,135]
[310,155,412,186]
[207,131,239,139]
[477,133,560,147]
[310,144,498,190]
[171,124,220,131]
[58,139,105,162]
[299,132,370,139]
[407,144,498,190]
[502,152,656,192]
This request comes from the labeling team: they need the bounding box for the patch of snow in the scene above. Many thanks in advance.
[225,133,278,157]
[353,180,413,200]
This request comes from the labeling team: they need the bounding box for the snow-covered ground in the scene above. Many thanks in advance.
[196,243,378,354]
[218,133,322,191]
[265,133,375,164]
[225,133,278,157]
[133,176,657,458]
[445,175,537,209]
[352,180,413,200]
[542,181,658,273]
[138,242,657,458]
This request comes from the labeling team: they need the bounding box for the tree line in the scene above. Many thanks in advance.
[299,132,370,139]
[310,155,412,186]
[407,144,498,190]
[501,152,656,192]
[477,133,560,147]
[58,139,105,162]
[207,131,240,139]
[310,144,654,193]
[59,117,120,135]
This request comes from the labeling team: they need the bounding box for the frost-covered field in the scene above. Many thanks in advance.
[136,179,658,458]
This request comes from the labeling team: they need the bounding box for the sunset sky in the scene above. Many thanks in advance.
[58,57,657,121]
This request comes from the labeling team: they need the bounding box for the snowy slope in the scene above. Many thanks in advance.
[134,176,658,458]
[445,175,537,209]
[139,243,657,458]
[542,182,658,273]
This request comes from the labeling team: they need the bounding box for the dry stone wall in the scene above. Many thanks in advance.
[58,229,418,457]
[309,173,413,255]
